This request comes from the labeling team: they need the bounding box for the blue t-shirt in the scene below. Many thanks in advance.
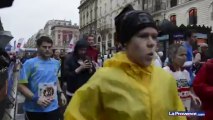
[19,57,60,112]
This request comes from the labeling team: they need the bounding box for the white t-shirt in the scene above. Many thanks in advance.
[163,66,191,111]
[154,52,162,67]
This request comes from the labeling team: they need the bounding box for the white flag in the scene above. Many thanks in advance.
[68,36,75,52]
[17,38,24,48]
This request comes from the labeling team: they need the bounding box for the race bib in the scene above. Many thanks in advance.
[38,82,57,100]
[177,79,189,88]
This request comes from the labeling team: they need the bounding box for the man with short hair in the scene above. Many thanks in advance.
[18,36,66,120]
[86,35,99,62]
[183,31,198,86]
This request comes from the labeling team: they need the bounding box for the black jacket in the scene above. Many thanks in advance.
[64,53,95,94]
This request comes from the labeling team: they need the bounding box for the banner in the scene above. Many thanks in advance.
[16,38,24,49]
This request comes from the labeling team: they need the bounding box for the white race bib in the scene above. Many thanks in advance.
[38,82,57,99]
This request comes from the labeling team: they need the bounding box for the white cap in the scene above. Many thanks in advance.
[158,51,164,57]
[199,43,208,48]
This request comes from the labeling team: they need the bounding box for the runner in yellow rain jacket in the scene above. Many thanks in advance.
[64,52,186,120]
[64,4,186,120]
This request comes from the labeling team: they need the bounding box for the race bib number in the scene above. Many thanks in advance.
[177,79,189,88]
[38,82,57,99]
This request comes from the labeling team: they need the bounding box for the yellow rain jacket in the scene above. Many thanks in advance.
[64,52,186,120]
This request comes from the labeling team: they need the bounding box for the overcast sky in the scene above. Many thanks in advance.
[0,0,80,43]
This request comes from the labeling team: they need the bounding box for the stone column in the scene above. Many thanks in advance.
[55,30,58,46]
[105,33,108,51]
[111,31,114,47]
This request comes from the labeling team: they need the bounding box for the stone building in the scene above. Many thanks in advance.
[142,0,213,28]
[79,0,142,54]
[25,20,80,50]
[78,0,98,37]
[79,0,213,54]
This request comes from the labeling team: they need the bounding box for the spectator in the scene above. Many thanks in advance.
[193,43,208,74]
[193,35,213,120]
[0,48,10,120]
[53,49,61,61]
[64,39,96,102]
[86,35,99,62]
[183,31,199,86]
[199,43,208,62]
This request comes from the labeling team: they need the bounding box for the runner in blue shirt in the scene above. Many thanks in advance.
[183,31,199,86]
[18,36,67,120]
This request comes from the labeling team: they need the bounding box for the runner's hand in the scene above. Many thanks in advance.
[80,60,92,69]
[37,97,52,107]
[191,94,202,107]
[60,93,67,106]
[76,60,92,73]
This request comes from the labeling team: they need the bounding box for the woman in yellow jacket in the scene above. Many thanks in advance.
[64,4,186,120]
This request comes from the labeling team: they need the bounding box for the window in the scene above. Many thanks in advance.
[143,0,148,10]
[170,15,177,25]
[155,20,160,26]
[69,34,72,40]
[58,34,61,39]
[105,3,107,13]
[110,0,112,10]
[87,12,89,18]
[211,2,213,20]
[155,0,162,11]
[98,37,101,42]
[170,0,177,7]
[100,7,102,16]
[63,34,67,42]
[90,10,93,22]
[189,8,197,25]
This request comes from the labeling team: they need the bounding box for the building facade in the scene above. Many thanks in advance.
[25,20,80,50]
[96,0,142,54]
[78,0,98,37]
[79,0,213,54]
[79,0,142,54]
[44,20,80,50]
[24,34,36,48]
[164,0,213,27]
[96,0,141,54]
[51,23,79,49]
[144,0,213,28]
[24,29,45,48]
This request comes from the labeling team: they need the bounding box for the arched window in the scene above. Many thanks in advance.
[170,0,177,7]
[189,8,197,25]
[155,20,160,26]
[170,15,176,25]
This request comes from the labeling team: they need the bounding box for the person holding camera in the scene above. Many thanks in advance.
[64,39,96,102]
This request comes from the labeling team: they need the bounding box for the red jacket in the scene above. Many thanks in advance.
[193,59,213,120]
[87,46,99,62]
